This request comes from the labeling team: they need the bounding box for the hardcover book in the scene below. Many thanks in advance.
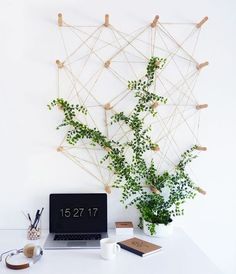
[117,237,162,257]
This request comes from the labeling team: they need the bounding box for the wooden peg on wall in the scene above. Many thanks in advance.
[56,60,64,69]
[104,103,112,110]
[150,185,160,194]
[196,104,208,110]
[151,101,158,109]
[196,16,208,28]
[196,146,207,151]
[104,60,111,68]
[196,61,209,70]
[104,147,112,153]
[57,101,63,110]
[196,186,207,195]
[151,15,159,28]
[155,60,161,68]
[105,185,111,194]
[104,14,110,27]
[58,13,63,27]
[151,144,160,152]
[57,146,64,152]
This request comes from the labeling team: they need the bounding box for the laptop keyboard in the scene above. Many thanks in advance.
[54,233,102,241]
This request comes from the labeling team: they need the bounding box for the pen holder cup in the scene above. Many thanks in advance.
[27,226,41,240]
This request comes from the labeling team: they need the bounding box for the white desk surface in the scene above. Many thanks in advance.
[0,228,221,274]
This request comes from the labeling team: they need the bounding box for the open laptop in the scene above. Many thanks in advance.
[44,193,108,249]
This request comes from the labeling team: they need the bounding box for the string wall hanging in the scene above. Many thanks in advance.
[50,14,208,195]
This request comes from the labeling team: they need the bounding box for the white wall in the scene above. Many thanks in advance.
[0,0,235,273]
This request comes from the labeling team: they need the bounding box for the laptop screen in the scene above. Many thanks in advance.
[50,193,107,233]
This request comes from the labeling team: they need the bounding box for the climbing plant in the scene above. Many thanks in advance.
[49,56,204,235]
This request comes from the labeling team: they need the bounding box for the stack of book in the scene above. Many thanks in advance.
[115,221,134,235]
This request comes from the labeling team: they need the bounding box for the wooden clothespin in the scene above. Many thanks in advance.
[58,13,63,27]
[151,15,159,28]
[196,104,208,110]
[196,16,208,28]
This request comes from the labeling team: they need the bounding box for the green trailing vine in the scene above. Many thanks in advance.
[48,56,202,235]
[136,146,199,232]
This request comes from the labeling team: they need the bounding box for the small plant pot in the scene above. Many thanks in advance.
[143,219,173,237]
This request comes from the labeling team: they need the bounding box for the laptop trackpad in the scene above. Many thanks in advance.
[67,241,87,247]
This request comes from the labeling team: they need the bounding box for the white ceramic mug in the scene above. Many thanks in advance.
[100,238,121,260]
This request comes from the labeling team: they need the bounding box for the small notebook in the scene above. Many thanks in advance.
[118,237,162,257]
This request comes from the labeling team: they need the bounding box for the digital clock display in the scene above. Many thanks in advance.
[50,194,107,233]
[59,207,99,218]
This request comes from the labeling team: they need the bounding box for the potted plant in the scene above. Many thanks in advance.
[138,195,174,237]
[135,147,201,237]
[49,57,206,237]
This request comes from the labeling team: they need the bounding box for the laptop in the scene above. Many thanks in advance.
[44,193,108,249]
